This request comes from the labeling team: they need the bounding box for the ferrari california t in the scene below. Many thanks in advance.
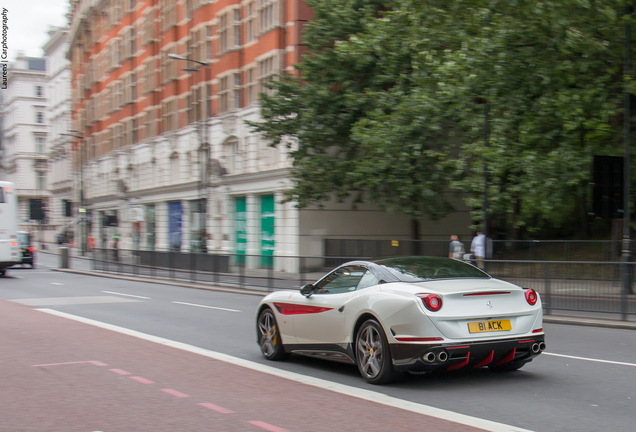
[256,256,545,384]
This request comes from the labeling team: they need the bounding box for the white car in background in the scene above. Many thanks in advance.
[256,256,545,384]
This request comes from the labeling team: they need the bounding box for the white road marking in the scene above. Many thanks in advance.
[102,291,150,300]
[172,301,241,313]
[51,283,63,286]
[543,352,636,368]
[43,264,55,267]
[14,276,24,279]
[38,308,533,432]
[14,296,139,306]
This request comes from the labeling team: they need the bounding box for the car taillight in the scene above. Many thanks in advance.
[28,246,36,252]
[524,289,538,306]
[417,294,443,312]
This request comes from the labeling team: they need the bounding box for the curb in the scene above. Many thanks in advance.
[52,268,636,331]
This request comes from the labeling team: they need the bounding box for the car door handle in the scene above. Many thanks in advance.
[338,306,345,313]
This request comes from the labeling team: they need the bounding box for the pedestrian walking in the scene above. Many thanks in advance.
[112,236,119,261]
[471,231,486,269]
[449,235,465,260]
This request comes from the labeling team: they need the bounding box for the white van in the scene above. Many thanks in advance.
[0,181,20,276]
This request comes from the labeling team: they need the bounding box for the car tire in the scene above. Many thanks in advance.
[355,319,398,384]
[257,308,287,361]
[488,359,529,372]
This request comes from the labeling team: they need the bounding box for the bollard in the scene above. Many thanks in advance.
[59,246,69,269]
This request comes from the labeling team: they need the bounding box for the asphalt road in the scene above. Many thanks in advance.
[2,253,635,432]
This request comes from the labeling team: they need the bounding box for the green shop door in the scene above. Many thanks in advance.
[260,195,275,267]
[235,197,246,265]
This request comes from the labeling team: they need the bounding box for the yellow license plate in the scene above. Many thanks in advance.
[20,249,26,253]
[468,319,512,333]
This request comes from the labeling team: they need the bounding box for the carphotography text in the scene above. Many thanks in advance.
[2,8,8,89]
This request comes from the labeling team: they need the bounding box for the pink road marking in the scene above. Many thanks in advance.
[32,360,108,367]
[198,403,234,414]
[247,421,291,432]
[109,368,132,375]
[160,389,190,398]
[129,376,155,384]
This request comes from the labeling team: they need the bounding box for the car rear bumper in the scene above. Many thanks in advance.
[390,335,546,372]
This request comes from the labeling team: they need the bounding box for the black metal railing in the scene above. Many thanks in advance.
[86,248,635,321]
[324,239,628,262]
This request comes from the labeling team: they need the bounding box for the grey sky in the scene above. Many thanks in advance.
[5,0,69,61]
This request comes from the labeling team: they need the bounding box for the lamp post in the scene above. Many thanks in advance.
[62,130,86,256]
[168,53,211,253]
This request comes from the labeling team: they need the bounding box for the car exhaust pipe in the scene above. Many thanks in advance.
[539,342,546,352]
[531,343,540,354]
[423,352,436,363]
[437,351,448,363]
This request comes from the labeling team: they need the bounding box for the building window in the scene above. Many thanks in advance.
[35,86,43,97]
[233,9,241,47]
[131,72,137,101]
[225,138,240,173]
[219,76,229,113]
[259,0,277,34]
[36,171,46,190]
[206,25,213,60]
[144,10,154,44]
[246,1,257,42]
[36,111,44,124]
[233,73,241,109]
[246,67,257,104]
[219,13,228,54]
[259,55,276,96]
[35,137,45,153]
[170,153,179,183]
[162,99,177,132]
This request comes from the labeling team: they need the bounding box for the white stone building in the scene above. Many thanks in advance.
[0,53,51,243]
[43,26,73,245]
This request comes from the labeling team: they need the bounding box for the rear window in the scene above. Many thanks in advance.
[18,232,30,247]
[375,256,490,282]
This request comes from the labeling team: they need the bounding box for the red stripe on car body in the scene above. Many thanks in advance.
[273,302,333,315]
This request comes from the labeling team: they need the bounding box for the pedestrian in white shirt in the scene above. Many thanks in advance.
[471,231,486,269]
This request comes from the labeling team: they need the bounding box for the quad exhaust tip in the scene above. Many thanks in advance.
[531,343,540,353]
[437,351,448,363]
[539,342,546,352]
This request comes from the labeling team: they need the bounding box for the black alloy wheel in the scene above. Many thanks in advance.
[257,308,287,361]
[355,319,398,384]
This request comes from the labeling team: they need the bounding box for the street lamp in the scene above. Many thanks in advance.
[62,130,86,256]
[168,53,212,252]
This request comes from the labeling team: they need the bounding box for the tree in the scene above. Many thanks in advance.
[252,0,633,240]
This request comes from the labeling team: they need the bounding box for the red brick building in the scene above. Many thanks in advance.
[66,0,312,261]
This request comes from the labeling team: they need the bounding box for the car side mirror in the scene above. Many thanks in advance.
[300,283,314,297]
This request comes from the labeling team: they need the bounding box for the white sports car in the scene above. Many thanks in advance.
[256,256,545,384]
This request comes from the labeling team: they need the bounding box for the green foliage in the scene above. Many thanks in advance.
[250,0,633,239]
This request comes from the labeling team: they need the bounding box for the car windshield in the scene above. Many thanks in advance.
[374,256,490,282]
[17,232,30,247]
